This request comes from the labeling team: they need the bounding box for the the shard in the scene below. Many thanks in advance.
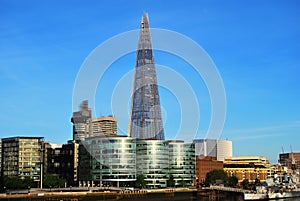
[129,13,165,140]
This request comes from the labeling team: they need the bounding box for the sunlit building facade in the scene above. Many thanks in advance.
[129,13,165,140]
[224,156,272,184]
[1,137,43,186]
[136,140,169,188]
[168,141,196,187]
[79,136,136,187]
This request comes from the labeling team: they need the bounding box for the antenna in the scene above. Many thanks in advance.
[281,146,284,153]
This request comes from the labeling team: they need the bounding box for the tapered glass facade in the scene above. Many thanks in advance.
[129,13,165,140]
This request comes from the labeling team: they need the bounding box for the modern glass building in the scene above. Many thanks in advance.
[78,137,196,188]
[79,136,136,187]
[129,13,165,140]
[136,140,169,188]
[168,141,196,187]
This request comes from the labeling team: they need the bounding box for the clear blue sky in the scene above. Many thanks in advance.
[1,0,299,163]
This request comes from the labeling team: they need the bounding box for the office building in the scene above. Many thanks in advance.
[129,13,165,140]
[193,139,232,162]
[1,137,43,186]
[87,116,117,138]
[224,156,272,184]
[168,141,196,187]
[196,156,223,184]
[136,139,169,188]
[79,136,136,187]
[71,100,92,141]
[47,140,79,186]
[78,138,196,188]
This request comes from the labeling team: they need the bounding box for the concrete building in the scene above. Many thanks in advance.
[196,156,223,184]
[1,137,43,186]
[193,139,232,162]
[71,100,92,141]
[87,116,117,138]
[47,140,79,186]
[224,156,272,184]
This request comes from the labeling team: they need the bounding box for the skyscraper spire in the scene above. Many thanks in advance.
[129,13,165,140]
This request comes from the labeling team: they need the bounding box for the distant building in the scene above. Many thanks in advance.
[1,137,43,186]
[193,139,232,162]
[87,116,117,138]
[71,100,92,141]
[224,156,272,184]
[47,140,79,186]
[279,152,300,170]
[196,156,223,184]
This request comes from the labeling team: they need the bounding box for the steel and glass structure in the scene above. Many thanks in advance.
[129,13,164,140]
[81,136,136,187]
[168,141,196,187]
[136,140,169,188]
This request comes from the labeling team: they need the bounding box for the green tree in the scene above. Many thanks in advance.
[179,177,187,187]
[254,178,261,186]
[228,176,238,187]
[167,174,175,187]
[3,176,35,189]
[135,175,146,189]
[241,179,250,189]
[43,174,66,188]
[205,170,228,185]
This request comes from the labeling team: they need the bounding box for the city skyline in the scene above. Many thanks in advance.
[0,1,299,163]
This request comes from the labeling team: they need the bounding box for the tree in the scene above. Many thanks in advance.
[254,178,261,186]
[167,174,175,187]
[135,175,146,189]
[43,174,66,188]
[241,179,250,190]
[205,170,228,185]
[179,177,187,187]
[228,176,238,187]
[3,176,35,189]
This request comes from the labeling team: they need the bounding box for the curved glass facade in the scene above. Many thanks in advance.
[79,137,196,188]
[84,136,136,187]
[136,140,169,188]
[168,141,196,187]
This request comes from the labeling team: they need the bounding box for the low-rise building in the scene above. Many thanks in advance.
[224,156,272,184]
[196,156,223,184]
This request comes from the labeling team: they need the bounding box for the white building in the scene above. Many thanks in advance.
[193,139,232,162]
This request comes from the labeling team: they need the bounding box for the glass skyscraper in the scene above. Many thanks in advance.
[129,13,165,140]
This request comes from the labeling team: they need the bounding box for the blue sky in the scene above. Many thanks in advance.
[0,0,299,163]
